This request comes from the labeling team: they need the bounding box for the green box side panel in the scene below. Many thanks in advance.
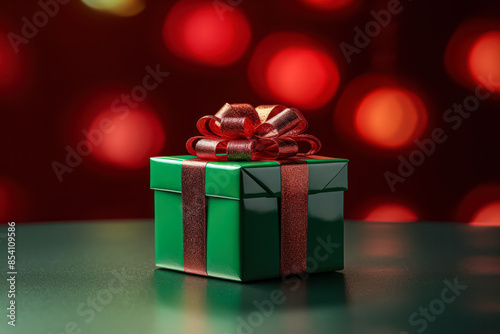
[308,162,348,193]
[155,191,184,271]
[240,197,280,281]
[240,160,348,197]
[323,164,348,191]
[307,191,344,273]
[241,166,281,198]
[206,197,242,281]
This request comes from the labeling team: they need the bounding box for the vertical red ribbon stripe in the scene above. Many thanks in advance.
[279,160,309,276]
[181,159,208,276]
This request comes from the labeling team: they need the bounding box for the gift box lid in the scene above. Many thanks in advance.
[150,155,348,200]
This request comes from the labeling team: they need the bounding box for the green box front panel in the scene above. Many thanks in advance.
[155,191,184,271]
[151,156,242,199]
[306,191,344,273]
[206,197,242,280]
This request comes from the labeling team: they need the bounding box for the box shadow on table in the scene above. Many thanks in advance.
[153,268,347,313]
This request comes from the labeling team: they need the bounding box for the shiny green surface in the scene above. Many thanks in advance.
[2,221,499,334]
[155,191,183,271]
[206,197,241,280]
[240,197,280,280]
[152,156,347,281]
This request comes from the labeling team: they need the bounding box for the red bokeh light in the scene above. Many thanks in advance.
[445,20,500,95]
[0,29,25,94]
[163,0,251,66]
[88,109,165,169]
[334,74,428,149]
[456,183,500,224]
[364,204,418,222]
[0,40,15,88]
[249,33,340,110]
[468,31,500,92]
[462,256,500,276]
[301,0,353,10]
[355,88,427,147]
[471,201,500,226]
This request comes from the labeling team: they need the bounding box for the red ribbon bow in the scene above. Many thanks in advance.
[186,103,322,161]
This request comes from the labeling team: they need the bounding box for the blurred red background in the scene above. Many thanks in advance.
[0,0,499,224]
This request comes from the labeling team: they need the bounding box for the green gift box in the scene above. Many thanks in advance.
[151,155,348,282]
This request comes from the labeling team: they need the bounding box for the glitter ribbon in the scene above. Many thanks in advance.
[181,159,208,276]
[279,160,309,275]
[186,103,321,161]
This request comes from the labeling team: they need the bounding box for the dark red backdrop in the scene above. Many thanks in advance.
[1,0,499,224]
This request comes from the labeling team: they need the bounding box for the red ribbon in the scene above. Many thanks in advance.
[181,159,208,276]
[279,160,309,276]
[186,103,321,161]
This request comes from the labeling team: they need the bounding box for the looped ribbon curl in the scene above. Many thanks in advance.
[186,103,322,161]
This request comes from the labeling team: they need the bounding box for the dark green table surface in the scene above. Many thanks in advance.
[1,221,499,334]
